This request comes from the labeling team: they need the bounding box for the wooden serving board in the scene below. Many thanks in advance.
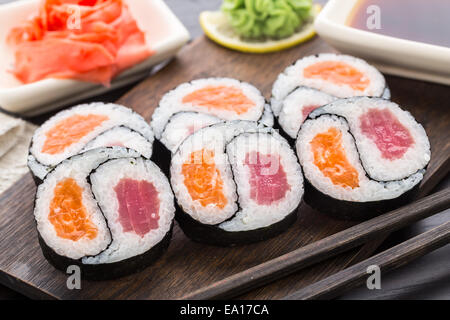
[0,36,449,299]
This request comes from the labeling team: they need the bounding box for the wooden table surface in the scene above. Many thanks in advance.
[0,0,448,300]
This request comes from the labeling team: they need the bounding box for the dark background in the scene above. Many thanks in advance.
[0,0,448,300]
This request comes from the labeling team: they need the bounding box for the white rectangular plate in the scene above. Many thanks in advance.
[314,0,450,86]
[0,0,190,116]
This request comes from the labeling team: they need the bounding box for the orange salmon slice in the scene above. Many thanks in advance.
[311,127,359,189]
[304,61,370,91]
[182,85,255,115]
[42,114,109,154]
[49,178,98,241]
[181,149,227,209]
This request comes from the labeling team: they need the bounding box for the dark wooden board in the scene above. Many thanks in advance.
[0,36,448,299]
[285,218,450,300]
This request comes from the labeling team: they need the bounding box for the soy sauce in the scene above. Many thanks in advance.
[347,0,450,48]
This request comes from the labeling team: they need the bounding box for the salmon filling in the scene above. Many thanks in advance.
[7,0,153,85]
[311,127,359,189]
[304,61,370,91]
[49,178,98,241]
[182,86,255,115]
[114,178,160,237]
[245,152,290,205]
[182,149,227,209]
[42,114,109,154]
[360,108,414,160]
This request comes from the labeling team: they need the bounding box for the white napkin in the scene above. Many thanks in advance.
[0,112,36,194]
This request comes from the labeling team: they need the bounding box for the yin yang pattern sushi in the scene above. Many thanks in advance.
[170,121,303,246]
[296,97,430,220]
[34,147,175,280]
[271,53,391,117]
[28,103,154,181]
[151,78,274,155]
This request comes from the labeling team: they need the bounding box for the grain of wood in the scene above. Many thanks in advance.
[284,220,450,300]
[183,188,450,300]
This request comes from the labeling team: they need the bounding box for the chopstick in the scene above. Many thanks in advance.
[182,187,450,300]
[283,220,450,300]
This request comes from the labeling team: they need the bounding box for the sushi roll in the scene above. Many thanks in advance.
[278,86,337,141]
[28,103,154,181]
[160,112,223,153]
[159,105,274,154]
[296,97,431,220]
[34,147,175,280]
[271,53,391,117]
[151,78,273,165]
[170,121,303,246]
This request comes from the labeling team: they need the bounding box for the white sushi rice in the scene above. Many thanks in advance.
[151,78,266,139]
[28,155,52,181]
[34,147,140,260]
[309,97,431,182]
[28,103,154,180]
[160,112,223,153]
[271,53,388,116]
[82,126,153,159]
[83,158,174,265]
[171,121,303,231]
[278,87,336,138]
[260,103,275,128]
[220,132,303,232]
[296,114,425,202]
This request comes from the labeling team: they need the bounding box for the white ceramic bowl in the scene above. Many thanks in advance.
[314,0,450,86]
[0,0,190,116]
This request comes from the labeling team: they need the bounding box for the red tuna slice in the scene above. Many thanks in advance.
[114,180,132,232]
[359,108,414,160]
[302,105,320,121]
[114,178,159,237]
[244,152,290,205]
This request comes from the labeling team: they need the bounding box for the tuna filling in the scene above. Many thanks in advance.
[359,108,414,160]
[244,152,290,205]
[114,178,160,237]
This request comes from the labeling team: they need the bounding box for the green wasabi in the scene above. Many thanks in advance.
[221,0,313,39]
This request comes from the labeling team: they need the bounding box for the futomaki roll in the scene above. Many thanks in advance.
[170,121,303,246]
[34,147,175,280]
[28,103,154,181]
[151,78,273,167]
[296,97,430,220]
[271,53,390,117]
[278,86,337,141]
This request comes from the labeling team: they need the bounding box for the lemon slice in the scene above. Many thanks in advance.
[200,4,321,54]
